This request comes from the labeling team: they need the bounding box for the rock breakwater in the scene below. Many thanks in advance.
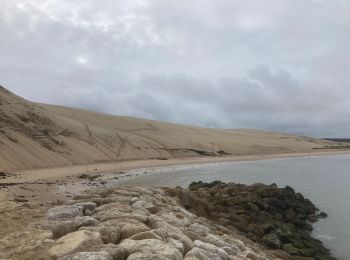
[1,185,292,260]
[0,182,336,260]
[165,181,335,260]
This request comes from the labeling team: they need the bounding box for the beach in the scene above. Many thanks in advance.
[1,150,349,240]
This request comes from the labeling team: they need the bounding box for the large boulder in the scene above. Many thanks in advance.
[132,200,155,210]
[79,224,121,244]
[129,231,162,241]
[184,247,212,260]
[92,244,126,260]
[47,205,84,220]
[201,234,242,256]
[120,222,151,240]
[193,240,228,259]
[42,216,99,238]
[183,223,210,241]
[165,238,185,255]
[58,251,113,260]
[119,239,183,260]
[49,230,103,258]
[127,252,170,260]
[72,202,97,213]
[94,208,147,223]
[153,228,194,254]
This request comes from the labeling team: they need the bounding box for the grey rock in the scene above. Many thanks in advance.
[58,251,112,260]
[132,200,155,210]
[201,234,242,256]
[129,231,162,240]
[120,222,150,240]
[42,216,99,238]
[193,240,228,260]
[185,248,212,260]
[73,202,97,212]
[49,230,103,258]
[127,252,170,260]
[80,223,121,244]
[153,228,194,254]
[92,244,126,260]
[47,205,84,220]
[73,194,101,200]
[165,238,185,255]
[119,238,183,260]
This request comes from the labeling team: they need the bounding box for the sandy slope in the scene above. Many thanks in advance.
[0,85,334,172]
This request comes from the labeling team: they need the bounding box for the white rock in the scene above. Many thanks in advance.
[127,252,170,260]
[73,194,101,200]
[245,250,269,260]
[227,256,246,260]
[72,202,97,212]
[119,239,183,260]
[107,195,138,204]
[201,234,242,256]
[47,206,84,220]
[92,244,126,260]
[58,251,112,260]
[185,248,212,260]
[132,200,154,210]
[42,216,99,238]
[183,257,201,260]
[49,230,103,258]
[129,231,162,240]
[120,222,150,240]
[153,228,193,254]
[222,246,242,256]
[194,240,229,260]
[156,212,192,228]
[189,224,210,237]
[220,235,246,252]
[183,223,210,241]
[165,238,185,255]
[80,223,121,244]
[94,208,147,223]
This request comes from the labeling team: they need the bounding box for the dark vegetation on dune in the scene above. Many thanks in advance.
[323,138,350,143]
[165,181,336,260]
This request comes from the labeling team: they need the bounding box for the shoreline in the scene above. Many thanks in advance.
[0,150,345,259]
[4,150,350,184]
[1,151,349,229]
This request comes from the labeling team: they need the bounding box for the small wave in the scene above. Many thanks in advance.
[317,235,334,240]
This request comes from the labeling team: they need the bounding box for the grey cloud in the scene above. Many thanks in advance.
[1,0,350,137]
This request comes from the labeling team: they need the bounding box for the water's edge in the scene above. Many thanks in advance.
[114,154,350,260]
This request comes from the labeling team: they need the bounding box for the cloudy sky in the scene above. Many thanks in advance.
[1,0,350,137]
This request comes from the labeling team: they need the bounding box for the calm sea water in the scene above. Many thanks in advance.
[118,154,350,260]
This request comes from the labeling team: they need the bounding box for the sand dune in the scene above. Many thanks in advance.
[0,85,332,171]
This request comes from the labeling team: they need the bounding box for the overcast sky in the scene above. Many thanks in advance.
[1,0,350,137]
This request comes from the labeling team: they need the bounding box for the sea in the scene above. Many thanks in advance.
[117,154,350,260]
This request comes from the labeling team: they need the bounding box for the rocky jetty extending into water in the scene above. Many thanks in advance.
[166,181,335,260]
[0,182,336,260]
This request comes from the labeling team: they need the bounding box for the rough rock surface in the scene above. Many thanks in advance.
[59,251,113,260]
[49,230,103,258]
[0,184,336,259]
[168,181,336,260]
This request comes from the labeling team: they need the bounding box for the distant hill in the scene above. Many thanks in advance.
[0,85,332,171]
